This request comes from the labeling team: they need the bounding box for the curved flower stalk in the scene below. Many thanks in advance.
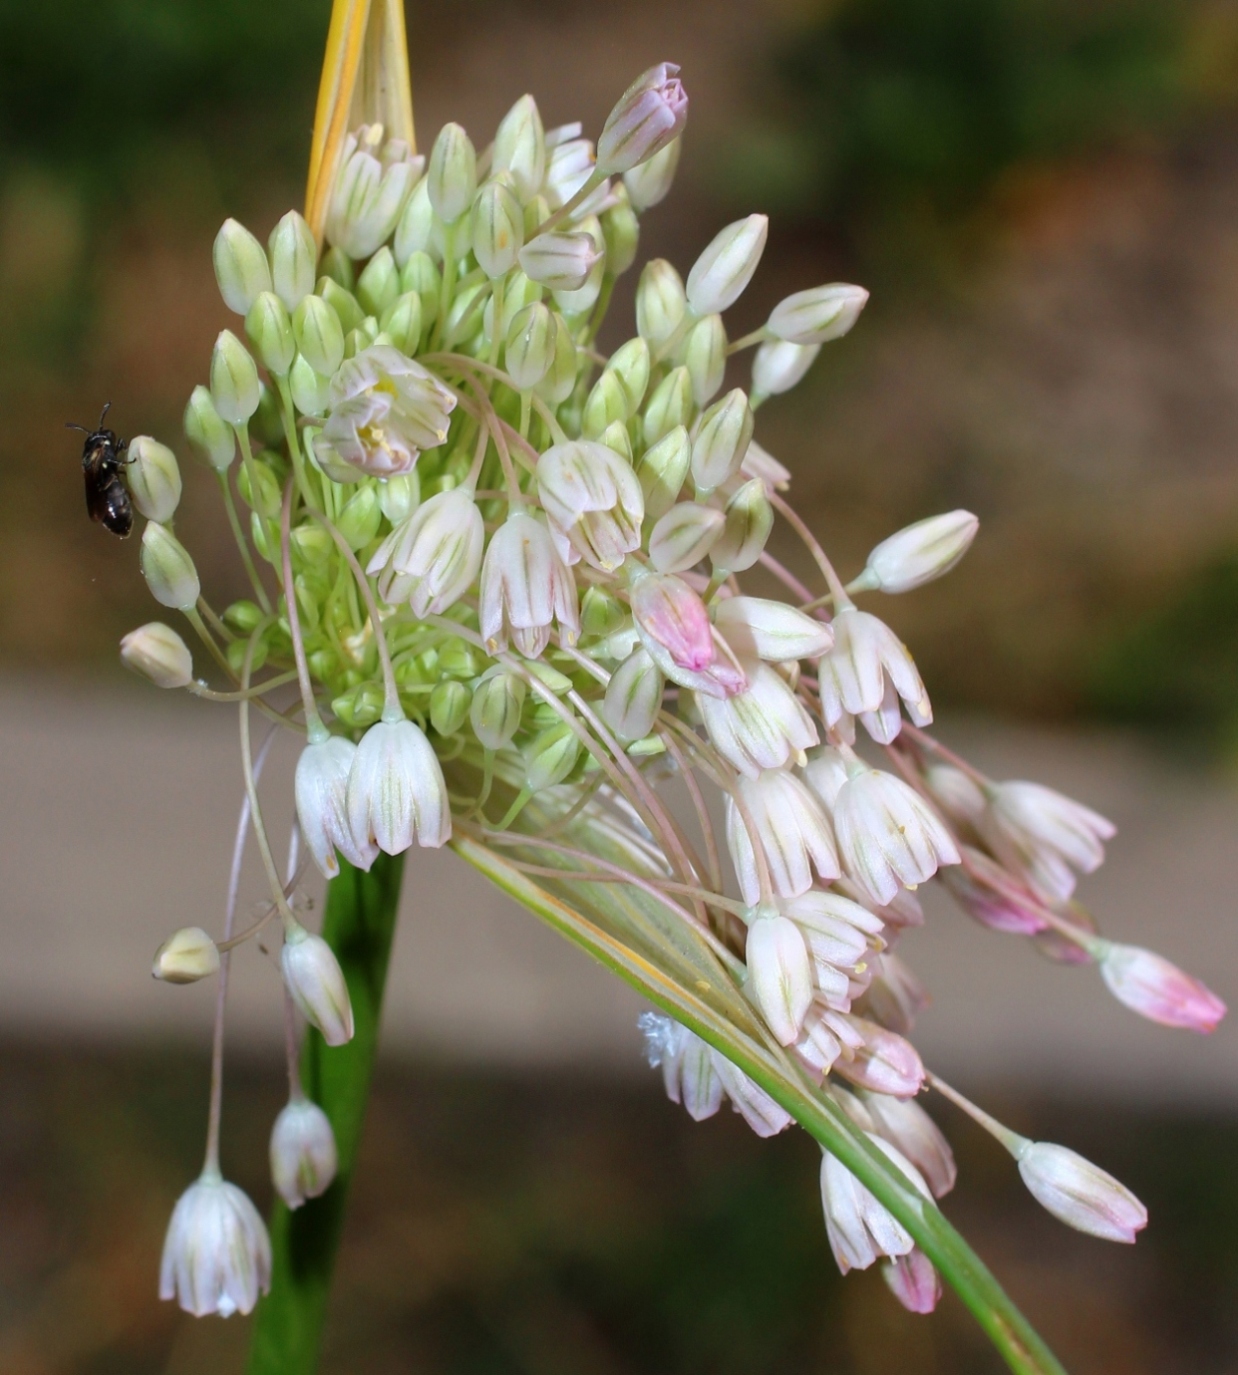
[101,4,1227,1371]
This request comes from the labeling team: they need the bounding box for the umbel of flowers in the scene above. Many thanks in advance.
[120,62,1225,1322]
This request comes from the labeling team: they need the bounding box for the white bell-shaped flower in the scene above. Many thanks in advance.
[981,779,1115,903]
[479,511,580,657]
[698,662,818,779]
[819,1136,930,1274]
[725,770,839,905]
[270,1099,338,1210]
[818,605,930,741]
[536,439,644,571]
[366,486,484,617]
[159,1172,272,1317]
[296,734,378,879]
[346,716,451,856]
[746,909,814,1045]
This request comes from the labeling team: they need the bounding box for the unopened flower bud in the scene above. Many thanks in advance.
[854,510,980,595]
[711,477,772,572]
[649,502,724,573]
[581,586,625,639]
[394,178,434,266]
[534,313,579,405]
[608,337,651,415]
[494,93,546,199]
[160,1173,270,1317]
[636,423,691,518]
[442,279,488,347]
[601,184,640,276]
[209,330,260,425]
[505,302,556,390]
[400,247,440,305]
[525,722,580,790]
[687,214,767,316]
[519,231,600,291]
[152,926,219,983]
[336,484,382,550]
[714,595,833,662]
[121,621,193,688]
[643,366,693,446]
[319,246,355,291]
[289,354,331,417]
[325,125,422,259]
[768,283,869,346]
[635,258,686,348]
[318,275,365,334]
[470,670,526,750]
[683,313,726,405]
[281,925,354,1046]
[244,291,295,377]
[596,62,688,175]
[1016,1140,1147,1242]
[429,679,471,737]
[604,647,664,742]
[269,1099,337,1210]
[601,419,633,461]
[428,122,477,224]
[141,523,200,610]
[293,295,346,378]
[184,385,235,472]
[213,218,272,315]
[624,136,681,210]
[268,210,317,311]
[380,290,423,354]
[582,370,628,439]
[356,246,400,317]
[691,388,753,492]
[1097,942,1226,1032]
[752,339,820,398]
[472,177,524,279]
[125,436,182,522]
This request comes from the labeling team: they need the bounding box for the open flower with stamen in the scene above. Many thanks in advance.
[536,439,644,570]
[980,780,1115,903]
[698,662,818,778]
[480,511,580,657]
[819,1136,931,1274]
[367,486,484,615]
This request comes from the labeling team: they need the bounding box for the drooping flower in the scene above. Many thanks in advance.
[817,604,931,742]
[536,439,644,570]
[479,511,580,657]
[698,662,819,778]
[725,769,839,904]
[366,486,484,616]
[160,1173,271,1317]
[981,780,1115,903]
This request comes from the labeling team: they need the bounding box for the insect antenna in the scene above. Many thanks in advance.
[65,422,91,433]
[98,402,112,427]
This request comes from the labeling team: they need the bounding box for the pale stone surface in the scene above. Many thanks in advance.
[1,678,1235,1099]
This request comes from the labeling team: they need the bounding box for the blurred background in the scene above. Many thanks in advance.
[3,0,1238,1369]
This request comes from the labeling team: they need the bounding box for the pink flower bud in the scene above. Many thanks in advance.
[596,63,688,176]
[831,1017,925,1098]
[1017,1141,1147,1243]
[630,570,713,673]
[1099,942,1226,1033]
[883,1249,941,1314]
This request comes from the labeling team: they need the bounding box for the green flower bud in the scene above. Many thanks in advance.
[607,337,651,415]
[307,648,338,679]
[356,246,400,317]
[184,385,235,472]
[686,215,768,316]
[268,210,317,311]
[470,669,525,750]
[484,269,541,345]
[400,246,440,298]
[430,679,471,737]
[237,457,282,518]
[380,290,423,354]
[493,93,546,199]
[331,681,384,729]
[224,599,264,633]
[534,313,578,405]
[635,258,685,349]
[691,388,753,493]
[141,522,200,610]
[428,122,477,225]
[209,330,260,425]
[378,471,419,524]
[244,291,295,376]
[317,276,365,335]
[525,722,580,790]
[642,365,693,446]
[505,301,555,391]
[319,245,355,291]
[601,419,633,462]
[581,586,626,639]
[636,424,691,519]
[336,484,382,549]
[682,313,726,405]
[126,436,182,523]
[394,177,434,266]
[443,279,489,348]
[252,381,285,448]
[601,183,640,277]
[472,177,524,279]
[290,523,333,566]
[524,193,551,238]
[120,621,193,689]
[439,644,479,678]
[213,218,272,315]
[227,629,269,673]
[648,500,724,574]
[603,647,664,743]
[752,339,820,399]
[710,476,772,573]
[582,370,628,439]
[294,573,320,631]
[289,353,331,416]
[293,295,345,378]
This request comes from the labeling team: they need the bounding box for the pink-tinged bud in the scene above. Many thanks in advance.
[746,910,814,1045]
[281,926,354,1047]
[596,62,688,176]
[863,1093,956,1197]
[346,717,451,855]
[940,847,1048,936]
[1016,1141,1147,1243]
[699,662,819,778]
[858,953,930,1036]
[630,569,713,673]
[832,1017,925,1097]
[767,283,869,346]
[883,1249,941,1314]
[269,1100,337,1210]
[1098,942,1226,1033]
[479,511,580,658]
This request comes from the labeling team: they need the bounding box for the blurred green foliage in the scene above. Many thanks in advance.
[731,0,1210,252]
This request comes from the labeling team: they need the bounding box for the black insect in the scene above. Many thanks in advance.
[68,403,132,538]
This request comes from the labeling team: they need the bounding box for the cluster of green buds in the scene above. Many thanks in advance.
[123,59,1224,1325]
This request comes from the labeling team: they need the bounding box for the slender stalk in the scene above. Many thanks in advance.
[245,851,406,1375]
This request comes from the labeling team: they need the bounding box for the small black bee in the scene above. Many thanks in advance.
[68,403,132,538]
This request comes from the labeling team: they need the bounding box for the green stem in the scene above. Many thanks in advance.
[245,852,405,1375]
